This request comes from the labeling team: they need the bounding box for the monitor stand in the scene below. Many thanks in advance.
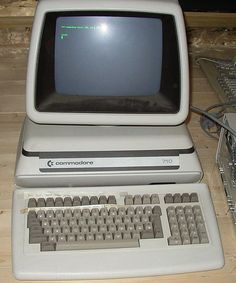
[15,117,202,188]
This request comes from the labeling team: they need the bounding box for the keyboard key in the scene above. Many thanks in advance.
[46,197,54,207]
[190,193,198,202]
[173,193,181,203]
[56,238,139,250]
[37,198,46,207]
[142,194,151,204]
[141,230,154,239]
[99,195,107,204]
[41,242,56,251]
[168,236,182,245]
[28,198,37,207]
[133,195,142,205]
[151,194,159,204]
[108,195,116,204]
[72,196,80,206]
[164,194,173,203]
[64,197,73,206]
[124,195,133,205]
[55,197,64,207]
[182,193,190,203]
[81,196,90,206]
[90,196,99,205]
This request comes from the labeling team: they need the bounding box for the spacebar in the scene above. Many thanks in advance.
[56,239,140,250]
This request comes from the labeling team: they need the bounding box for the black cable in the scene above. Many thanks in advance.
[191,105,236,137]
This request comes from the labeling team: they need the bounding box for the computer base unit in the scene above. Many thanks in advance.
[217,113,236,224]
[15,118,203,188]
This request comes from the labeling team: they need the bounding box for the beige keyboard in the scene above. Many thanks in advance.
[12,184,224,280]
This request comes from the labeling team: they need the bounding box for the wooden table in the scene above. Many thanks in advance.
[0,52,236,283]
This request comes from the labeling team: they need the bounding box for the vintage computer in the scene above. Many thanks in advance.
[12,0,224,280]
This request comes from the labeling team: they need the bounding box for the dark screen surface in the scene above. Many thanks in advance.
[36,12,180,114]
[55,16,163,97]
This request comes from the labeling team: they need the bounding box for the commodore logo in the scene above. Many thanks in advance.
[47,160,54,167]
[46,159,94,168]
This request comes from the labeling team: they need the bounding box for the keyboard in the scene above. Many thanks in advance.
[197,57,236,108]
[12,183,224,280]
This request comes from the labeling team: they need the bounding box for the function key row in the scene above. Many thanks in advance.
[164,193,198,204]
[124,194,159,205]
[28,195,117,208]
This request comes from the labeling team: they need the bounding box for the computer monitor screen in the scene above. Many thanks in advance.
[36,12,180,115]
[55,16,163,98]
[27,0,189,125]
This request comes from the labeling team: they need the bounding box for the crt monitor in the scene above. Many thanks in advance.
[26,0,189,126]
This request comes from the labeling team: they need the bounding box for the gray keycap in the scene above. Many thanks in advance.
[29,226,43,234]
[123,232,132,239]
[118,207,126,216]
[87,216,96,226]
[151,194,159,204]
[99,195,107,204]
[28,198,37,207]
[71,225,80,233]
[164,194,173,203]
[95,232,104,241]
[27,211,37,227]
[27,218,41,229]
[124,195,133,205]
[142,194,151,204]
[100,208,108,217]
[58,234,66,242]
[152,206,162,216]
[41,242,56,251]
[109,207,117,217]
[198,231,209,244]
[173,193,181,203]
[144,206,152,215]
[108,195,116,204]
[151,215,163,238]
[86,232,95,241]
[90,224,98,233]
[182,235,191,245]
[135,206,144,216]
[182,193,190,203]
[37,198,46,207]
[51,218,59,227]
[191,235,200,244]
[73,209,82,218]
[133,195,142,205]
[46,197,54,207]
[56,238,139,250]
[72,196,80,206]
[44,227,52,235]
[168,236,182,245]
[114,215,122,224]
[90,196,99,205]
[29,233,47,244]
[46,210,54,219]
[64,197,73,206]
[114,232,122,240]
[55,197,64,207]
[104,232,113,240]
[190,193,198,202]
[67,233,76,242]
[91,208,100,217]
[126,207,135,216]
[82,208,90,218]
[141,230,154,239]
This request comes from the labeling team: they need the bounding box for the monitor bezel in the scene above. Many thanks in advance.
[26,0,189,125]
[36,11,180,116]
